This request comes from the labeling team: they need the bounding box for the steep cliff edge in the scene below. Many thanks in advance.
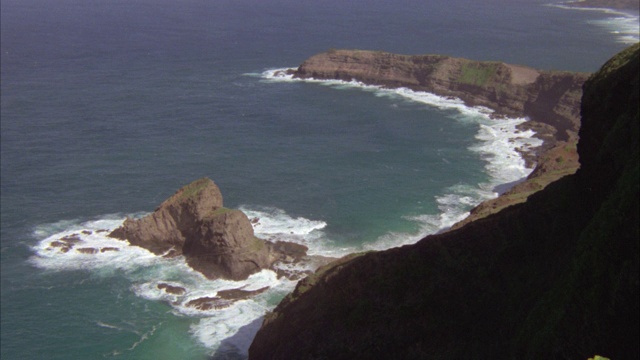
[250,44,639,359]
[293,49,589,149]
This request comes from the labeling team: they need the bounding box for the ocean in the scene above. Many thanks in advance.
[1,0,637,358]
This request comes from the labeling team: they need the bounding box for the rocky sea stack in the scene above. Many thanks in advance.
[249,44,639,359]
[109,178,308,280]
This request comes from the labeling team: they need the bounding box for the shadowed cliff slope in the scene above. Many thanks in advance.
[250,44,639,360]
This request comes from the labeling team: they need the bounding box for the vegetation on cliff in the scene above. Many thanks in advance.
[249,44,639,360]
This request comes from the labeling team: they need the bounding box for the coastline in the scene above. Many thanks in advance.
[268,50,588,227]
[261,68,557,233]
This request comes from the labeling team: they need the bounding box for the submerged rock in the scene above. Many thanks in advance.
[157,283,186,295]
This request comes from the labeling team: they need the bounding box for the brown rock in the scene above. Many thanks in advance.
[60,234,82,243]
[217,286,269,300]
[109,178,307,280]
[182,208,274,280]
[76,247,99,254]
[109,178,224,255]
[48,241,72,253]
[185,286,270,311]
[185,296,234,311]
[268,241,309,263]
[157,283,186,295]
[48,234,83,253]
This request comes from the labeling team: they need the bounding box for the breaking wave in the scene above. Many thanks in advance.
[550,2,640,44]
[28,209,326,357]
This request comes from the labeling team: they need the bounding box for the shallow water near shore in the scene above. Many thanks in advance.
[1,0,637,358]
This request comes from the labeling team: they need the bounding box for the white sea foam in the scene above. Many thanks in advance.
[29,219,162,273]
[239,206,331,253]
[550,2,640,44]
[261,68,542,246]
[589,15,640,44]
[29,210,322,354]
[190,301,267,354]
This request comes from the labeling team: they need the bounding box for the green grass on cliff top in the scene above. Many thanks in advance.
[457,62,499,86]
[175,178,211,201]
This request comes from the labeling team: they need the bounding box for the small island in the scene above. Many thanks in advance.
[108,177,322,281]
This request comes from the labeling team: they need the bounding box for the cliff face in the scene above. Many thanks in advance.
[294,49,589,145]
[249,45,639,359]
[110,178,308,280]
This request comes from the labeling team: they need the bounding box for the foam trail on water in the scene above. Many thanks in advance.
[29,208,328,355]
[550,2,640,44]
[239,205,352,256]
[260,69,542,249]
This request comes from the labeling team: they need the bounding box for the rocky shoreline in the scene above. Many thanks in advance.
[287,49,589,224]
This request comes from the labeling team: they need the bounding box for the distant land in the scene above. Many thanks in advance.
[566,0,640,11]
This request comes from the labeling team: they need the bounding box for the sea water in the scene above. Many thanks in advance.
[1,0,637,358]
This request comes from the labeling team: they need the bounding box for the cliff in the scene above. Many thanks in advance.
[293,49,589,151]
[249,44,639,359]
[109,178,308,281]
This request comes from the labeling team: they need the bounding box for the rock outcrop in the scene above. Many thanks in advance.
[109,178,309,280]
[249,44,639,359]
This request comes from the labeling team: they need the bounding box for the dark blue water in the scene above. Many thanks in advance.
[2,0,637,358]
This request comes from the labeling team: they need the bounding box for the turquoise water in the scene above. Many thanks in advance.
[1,0,637,358]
